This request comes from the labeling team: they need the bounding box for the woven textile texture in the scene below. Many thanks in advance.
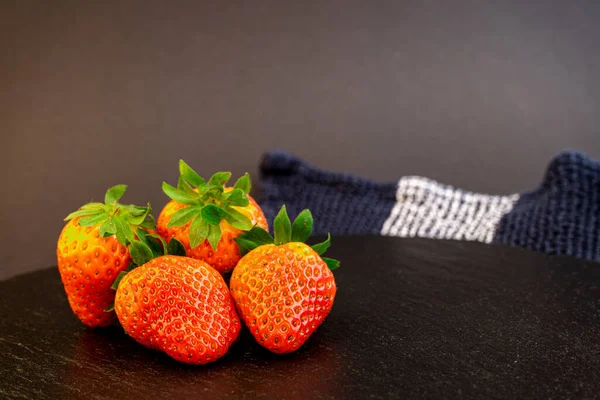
[258,150,600,261]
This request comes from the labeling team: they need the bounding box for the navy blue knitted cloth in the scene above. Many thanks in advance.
[259,150,600,261]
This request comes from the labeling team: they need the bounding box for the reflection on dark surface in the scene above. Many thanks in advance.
[0,268,351,399]
[63,323,344,399]
[3,237,600,398]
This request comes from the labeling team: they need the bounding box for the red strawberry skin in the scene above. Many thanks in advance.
[230,243,337,354]
[57,218,130,327]
[115,255,241,365]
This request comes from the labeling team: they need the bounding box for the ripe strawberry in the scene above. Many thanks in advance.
[157,160,267,274]
[114,255,241,365]
[230,206,339,354]
[57,185,155,327]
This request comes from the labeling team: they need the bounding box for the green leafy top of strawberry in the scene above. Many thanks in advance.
[64,185,155,247]
[105,230,187,312]
[234,205,340,271]
[162,160,254,250]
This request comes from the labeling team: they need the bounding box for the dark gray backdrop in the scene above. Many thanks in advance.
[2,1,600,279]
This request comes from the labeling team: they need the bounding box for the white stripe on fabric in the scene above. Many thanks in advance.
[381,176,519,244]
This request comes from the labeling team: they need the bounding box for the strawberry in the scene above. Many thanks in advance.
[114,254,241,365]
[56,185,155,327]
[157,160,267,274]
[230,206,339,354]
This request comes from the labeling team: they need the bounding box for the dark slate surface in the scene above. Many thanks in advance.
[1,236,600,399]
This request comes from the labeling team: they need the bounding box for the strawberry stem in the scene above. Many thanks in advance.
[162,160,254,250]
[64,185,155,247]
[234,205,340,271]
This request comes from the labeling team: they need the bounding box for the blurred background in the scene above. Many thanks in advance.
[2,0,600,279]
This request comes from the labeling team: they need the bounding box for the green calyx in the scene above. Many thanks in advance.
[162,160,254,250]
[64,185,155,247]
[234,205,340,271]
[104,230,187,312]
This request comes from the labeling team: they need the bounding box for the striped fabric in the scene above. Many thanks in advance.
[381,177,519,243]
[258,150,600,261]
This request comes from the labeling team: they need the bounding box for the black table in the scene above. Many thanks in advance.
[2,236,600,399]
